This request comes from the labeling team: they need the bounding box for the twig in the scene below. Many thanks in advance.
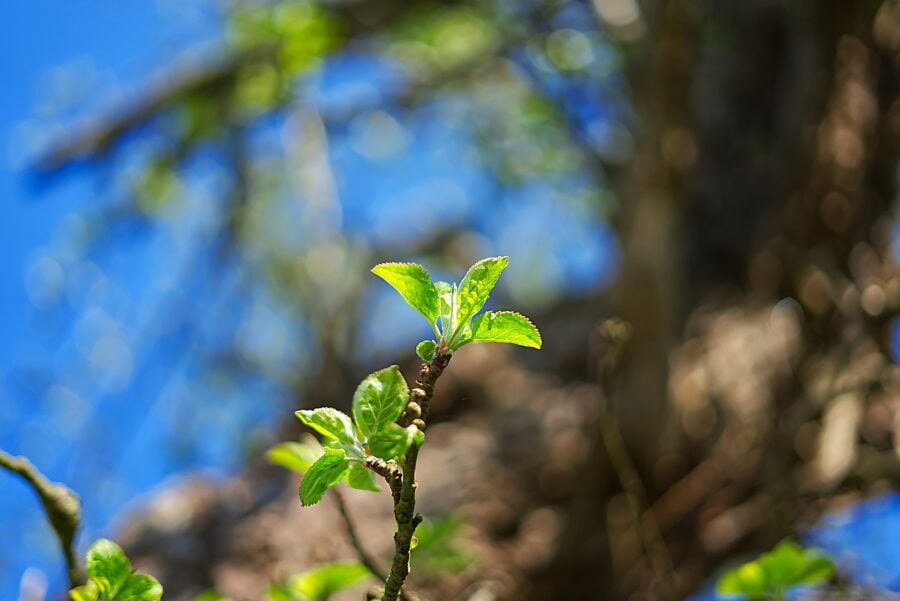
[0,449,83,588]
[367,353,450,601]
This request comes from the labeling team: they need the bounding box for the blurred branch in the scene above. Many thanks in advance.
[32,1,555,181]
[332,489,395,596]
[594,319,677,600]
[33,44,276,174]
[0,449,83,588]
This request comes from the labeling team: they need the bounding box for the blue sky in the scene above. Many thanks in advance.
[0,1,215,365]
[0,3,218,596]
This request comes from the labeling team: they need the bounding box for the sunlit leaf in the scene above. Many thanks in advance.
[352,366,409,440]
[69,580,100,601]
[718,561,768,597]
[85,539,131,596]
[72,539,162,601]
[116,574,163,601]
[371,262,439,327]
[465,311,541,349]
[300,447,349,506]
[295,407,356,445]
[436,281,457,337]
[455,256,508,328]
[717,540,834,598]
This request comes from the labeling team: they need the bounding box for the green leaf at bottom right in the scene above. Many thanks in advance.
[717,540,834,599]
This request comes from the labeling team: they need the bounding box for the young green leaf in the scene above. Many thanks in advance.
[295,407,356,444]
[300,447,349,506]
[717,562,768,598]
[352,366,409,440]
[372,262,439,327]
[71,539,162,601]
[416,340,436,362]
[70,580,100,601]
[346,463,381,492]
[116,574,164,601]
[85,539,132,596]
[465,311,542,349]
[455,256,508,328]
[366,423,416,461]
[286,562,371,600]
[266,436,324,474]
[436,281,457,337]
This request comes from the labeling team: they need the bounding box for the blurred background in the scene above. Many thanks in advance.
[2,0,900,599]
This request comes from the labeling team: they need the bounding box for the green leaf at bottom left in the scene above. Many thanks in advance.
[70,538,162,601]
[300,447,349,506]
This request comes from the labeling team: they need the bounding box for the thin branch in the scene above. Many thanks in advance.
[0,449,83,588]
[333,488,389,581]
[594,320,678,600]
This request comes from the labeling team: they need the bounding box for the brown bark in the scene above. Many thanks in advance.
[524,0,900,599]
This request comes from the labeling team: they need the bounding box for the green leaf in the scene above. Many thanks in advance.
[346,463,381,492]
[116,574,163,601]
[300,447,349,506]
[716,540,834,598]
[266,436,324,474]
[717,561,768,597]
[455,256,508,328]
[416,340,436,362]
[791,553,835,585]
[366,423,416,461]
[371,262,440,327]
[411,515,473,575]
[436,281,457,337]
[72,539,163,601]
[295,407,356,444]
[264,584,295,601]
[70,581,100,601]
[762,540,834,589]
[85,539,132,596]
[465,311,542,349]
[287,562,371,599]
[352,366,409,440]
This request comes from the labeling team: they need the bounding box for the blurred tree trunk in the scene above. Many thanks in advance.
[526,0,899,599]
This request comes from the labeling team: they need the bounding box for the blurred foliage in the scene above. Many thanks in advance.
[267,562,370,601]
[194,591,233,601]
[267,433,324,474]
[717,541,835,601]
[412,515,474,576]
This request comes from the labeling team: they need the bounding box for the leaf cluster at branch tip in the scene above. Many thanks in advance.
[372,256,542,357]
